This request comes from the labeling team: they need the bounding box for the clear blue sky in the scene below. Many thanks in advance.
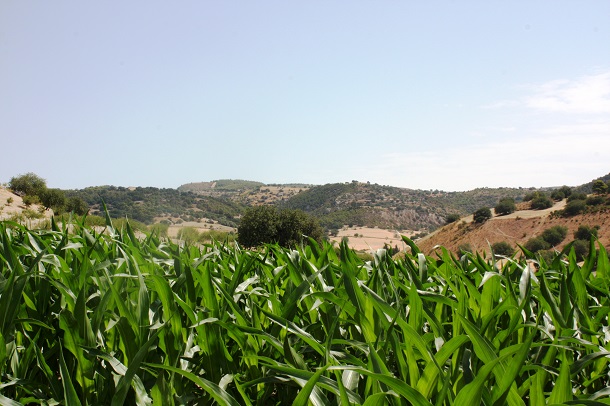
[1,1,609,191]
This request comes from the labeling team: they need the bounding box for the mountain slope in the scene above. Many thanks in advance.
[416,199,610,256]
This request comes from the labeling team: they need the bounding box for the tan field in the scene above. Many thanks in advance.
[328,226,417,252]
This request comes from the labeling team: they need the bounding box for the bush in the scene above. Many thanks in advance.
[65,196,89,215]
[550,190,565,201]
[491,241,514,256]
[473,207,492,223]
[9,173,47,196]
[530,196,553,210]
[238,206,323,248]
[22,195,40,207]
[523,191,543,202]
[563,199,586,216]
[445,213,461,224]
[39,188,66,213]
[177,227,200,245]
[568,193,587,202]
[150,222,169,237]
[586,195,605,206]
[524,236,550,253]
[457,243,473,256]
[592,179,608,195]
[572,239,589,261]
[540,225,568,246]
[574,225,598,241]
[494,198,516,216]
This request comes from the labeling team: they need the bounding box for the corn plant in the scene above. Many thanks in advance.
[0,216,609,405]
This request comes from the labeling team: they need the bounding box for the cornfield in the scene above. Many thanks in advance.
[1,216,609,405]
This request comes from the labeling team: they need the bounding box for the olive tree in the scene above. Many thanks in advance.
[9,173,47,196]
[494,198,516,216]
[473,207,492,224]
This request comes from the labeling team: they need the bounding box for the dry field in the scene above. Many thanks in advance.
[328,226,417,252]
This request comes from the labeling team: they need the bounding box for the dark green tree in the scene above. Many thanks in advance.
[65,196,89,215]
[491,241,514,256]
[592,179,608,195]
[9,172,47,196]
[276,209,324,248]
[445,213,461,224]
[574,225,598,241]
[540,225,568,246]
[494,198,516,216]
[237,205,279,248]
[473,207,492,224]
[39,188,66,212]
[530,196,553,210]
[237,206,323,248]
[524,236,550,253]
[563,199,586,216]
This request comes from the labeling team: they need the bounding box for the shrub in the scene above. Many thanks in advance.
[177,227,200,245]
[22,194,40,207]
[238,206,323,248]
[574,225,598,241]
[491,241,514,256]
[530,196,553,210]
[523,191,543,202]
[563,199,586,216]
[39,188,66,212]
[524,236,550,252]
[568,193,587,202]
[6,197,13,205]
[572,239,589,261]
[473,207,492,223]
[494,198,516,216]
[65,196,89,215]
[558,185,572,198]
[150,222,169,237]
[540,225,568,246]
[550,190,565,201]
[586,195,605,206]
[592,179,608,195]
[445,213,461,224]
[457,243,473,256]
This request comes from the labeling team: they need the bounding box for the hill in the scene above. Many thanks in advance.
[417,197,610,257]
[281,181,537,232]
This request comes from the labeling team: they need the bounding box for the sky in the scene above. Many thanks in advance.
[1,1,609,192]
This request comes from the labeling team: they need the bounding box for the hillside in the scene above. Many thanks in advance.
[282,181,537,232]
[417,198,610,257]
[66,186,247,227]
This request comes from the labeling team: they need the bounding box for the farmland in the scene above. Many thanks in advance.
[1,217,610,404]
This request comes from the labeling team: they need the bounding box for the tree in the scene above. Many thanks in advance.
[558,185,572,198]
[276,209,324,248]
[524,237,550,253]
[237,206,324,248]
[530,196,553,210]
[65,196,89,215]
[473,207,492,224]
[445,213,461,224]
[237,206,279,248]
[9,172,47,196]
[491,241,514,256]
[540,226,568,246]
[39,188,66,212]
[574,225,598,241]
[592,179,608,195]
[563,199,586,216]
[494,198,516,216]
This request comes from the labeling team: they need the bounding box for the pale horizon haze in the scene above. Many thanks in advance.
[1,1,609,192]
